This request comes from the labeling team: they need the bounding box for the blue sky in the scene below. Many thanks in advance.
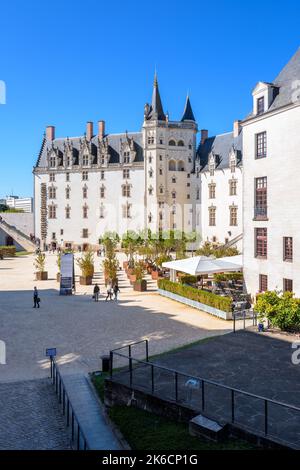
[0,0,300,197]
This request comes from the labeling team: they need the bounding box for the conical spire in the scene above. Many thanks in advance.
[145,72,166,121]
[181,95,195,122]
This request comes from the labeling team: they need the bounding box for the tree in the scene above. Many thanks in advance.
[77,251,94,277]
[255,291,300,331]
[196,241,239,258]
[34,253,46,273]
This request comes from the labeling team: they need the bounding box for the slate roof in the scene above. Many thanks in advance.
[35,132,144,168]
[181,96,196,122]
[145,74,166,121]
[196,131,242,171]
[245,48,300,120]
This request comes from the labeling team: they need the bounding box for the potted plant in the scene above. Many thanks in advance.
[34,252,48,280]
[56,253,61,282]
[77,250,94,285]
[133,261,147,292]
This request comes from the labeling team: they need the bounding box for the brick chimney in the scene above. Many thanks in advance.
[46,126,55,141]
[233,120,241,138]
[98,120,105,139]
[200,129,208,145]
[86,121,93,141]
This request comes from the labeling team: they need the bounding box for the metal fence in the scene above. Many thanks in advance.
[50,358,89,450]
[109,340,300,448]
[233,309,257,332]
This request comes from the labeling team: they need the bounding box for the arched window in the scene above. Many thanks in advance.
[178,160,185,171]
[169,139,176,146]
[168,160,176,171]
[177,140,184,147]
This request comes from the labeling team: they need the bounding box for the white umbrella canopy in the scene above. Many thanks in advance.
[162,255,242,276]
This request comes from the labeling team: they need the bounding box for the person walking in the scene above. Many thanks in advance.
[93,284,100,302]
[113,283,120,301]
[33,287,40,308]
[105,284,113,301]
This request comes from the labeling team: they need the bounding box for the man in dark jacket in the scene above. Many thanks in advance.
[33,287,40,308]
[93,284,100,302]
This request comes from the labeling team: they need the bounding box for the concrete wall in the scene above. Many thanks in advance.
[0,212,34,236]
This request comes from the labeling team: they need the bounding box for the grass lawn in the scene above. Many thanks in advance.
[92,373,254,451]
[15,251,32,257]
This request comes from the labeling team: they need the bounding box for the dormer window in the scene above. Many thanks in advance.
[49,155,56,168]
[83,154,89,166]
[124,151,130,164]
[257,96,265,115]
[209,157,215,176]
[230,155,236,173]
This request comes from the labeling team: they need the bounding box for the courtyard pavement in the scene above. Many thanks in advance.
[0,252,231,382]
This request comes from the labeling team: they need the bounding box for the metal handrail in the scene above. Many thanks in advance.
[110,347,300,441]
[51,358,89,450]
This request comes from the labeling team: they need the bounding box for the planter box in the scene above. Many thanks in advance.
[151,271,159,280]
[36,271,48,281]
[133,280,147,292]
[56,273,60,282]
[80,276,93,285]
[158,288,232,320]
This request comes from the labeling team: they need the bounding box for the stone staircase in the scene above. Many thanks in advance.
[0,219,36,252]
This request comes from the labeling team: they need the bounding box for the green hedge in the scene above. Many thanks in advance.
[180,275,198,285]
[158,279,232,313]
[0,246,16,256]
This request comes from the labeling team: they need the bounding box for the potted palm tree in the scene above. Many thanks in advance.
[133,261,147,292]
[77,250,94,285]
[56,253,61,282]
[34,253,48,280]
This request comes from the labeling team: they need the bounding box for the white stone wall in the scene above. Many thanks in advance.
[200,166,243,250]
[243,104,300,297]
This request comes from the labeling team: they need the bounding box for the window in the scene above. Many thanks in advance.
[230,157,236,173]
[65,206,71,219]
[196,188,200,200]
[66,172,70,182]
[187,194,190,199]
[187,173,190,178]
[209,207,216,226]
[124,151,130,164]
[100,204,105,219]
[148,213,152,223]
[209,161,215,176]
[148,136,154,145]
[49,173,55,182]
[169,140,176,146]
[159,155,163,161]
[159,168,163,175]
[159,139,163,145]
[82,228,88,238]
[255,177,267,218]
[65,187,70,199]
[82,154,89,166]
[172,176,176,183]
[60,229,64,236]
[123,169,130,179]
[189,144,192,150]
[178,161,185,171]
[82,171,88,181]
[171,191,176,199]
[283,237,293,262]
[208,183,216,199]
[229,179,237,196]
[100,155,105,165]
[159,186,164,194]
[122,184,131,197]
[168,160,176,171]
[122,203,131,218]
[255,228,267,258]
[230,206,238,226]
[100,186,105,198]
[178,140,184,146]
[148,155,152,164]
[283,278,293,293]
[259,274,268,292]
[148,169,153,178]
[48,205,56,219]
[52,232,56,240]
[82,186,88,198]
[100,171,105,180]
[49,155,56,168]
[187,182,190,187]
[256,132,267,159]
[257,96,265,115]
[48,186,56,199]
[148,186,153,196]
[83,205,88,219]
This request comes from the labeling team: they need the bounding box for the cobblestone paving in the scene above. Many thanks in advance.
[0,379,70,450]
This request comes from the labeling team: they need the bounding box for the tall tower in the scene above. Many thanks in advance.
[143,75,198,234]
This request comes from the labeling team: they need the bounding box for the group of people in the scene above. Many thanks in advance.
[93,282,120,302]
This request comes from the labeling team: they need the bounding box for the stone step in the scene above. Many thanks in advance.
[189,414,227,442]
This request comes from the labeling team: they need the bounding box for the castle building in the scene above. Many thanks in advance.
[33,74,243,251]
[242,48,300,298]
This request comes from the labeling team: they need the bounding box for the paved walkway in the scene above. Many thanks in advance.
[112,329,300,448]
[0,379,70,450]
[62,374,121,450]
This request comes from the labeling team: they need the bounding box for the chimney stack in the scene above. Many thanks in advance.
[46,125,55,141]
[86,121,93,141]
[98,120,105,139]
[233,120,241,138]
[200,129,208,145]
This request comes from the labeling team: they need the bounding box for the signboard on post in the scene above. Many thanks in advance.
[60,253,75,295]
[46,348,57,358]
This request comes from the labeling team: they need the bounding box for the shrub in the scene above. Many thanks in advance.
[77,251,94,277]
[255,291,300,331]
[0,245,16,257]
[34,252,46,272]
[158,279,232,313]
[214,272,243,282]
[133,261,146,281]
[180,275,198,285]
